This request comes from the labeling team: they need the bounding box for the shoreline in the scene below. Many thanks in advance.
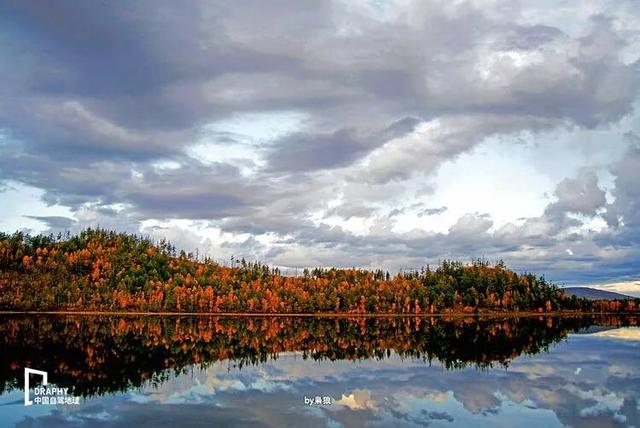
[0,310,636,318]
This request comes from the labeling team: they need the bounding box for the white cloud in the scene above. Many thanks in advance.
[335,389,378,411]
[589,327,640,341]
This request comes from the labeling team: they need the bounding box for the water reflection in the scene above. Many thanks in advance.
[0,315,638,427]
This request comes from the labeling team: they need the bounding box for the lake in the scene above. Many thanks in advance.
[0,315,638,427]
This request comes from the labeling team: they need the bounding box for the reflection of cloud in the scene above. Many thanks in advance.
[335,389,377,411]
[424,410,454,422]
[424,391,450,402]
[249,377,290,393]
[204,376,246,393]
[607,365,634,377]
[76,409,111,422]
[128,392,150,404]
[527,389,564,408]
[589,327,640,341]
[510,364,556,379]
[565,384,626,422]
[6,333,640,427]
[148,365,297,405]
[453,385,501,414]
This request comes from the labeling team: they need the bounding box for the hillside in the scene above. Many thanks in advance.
[1,229,638,314]
[563,287,632,301]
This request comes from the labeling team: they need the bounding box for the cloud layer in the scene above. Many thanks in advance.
[0,0,639,285]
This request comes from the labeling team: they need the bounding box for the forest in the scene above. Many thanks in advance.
[0,228,638,314]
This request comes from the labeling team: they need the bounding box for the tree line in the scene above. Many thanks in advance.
[0,228,638,313]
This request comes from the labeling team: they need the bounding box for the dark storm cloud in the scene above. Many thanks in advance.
[0,0,312,186]
[266,129,369,172]
[120,161,282,220]
[382,117,423,139]
[24,215,76,230]
[0,0,639,283]
[1,1,637,182]
[266,117,421,172]
[0,0,294,128]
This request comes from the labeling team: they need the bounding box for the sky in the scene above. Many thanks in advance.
[0,0,639,291]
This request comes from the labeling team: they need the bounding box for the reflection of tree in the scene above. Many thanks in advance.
[0,315,637,397]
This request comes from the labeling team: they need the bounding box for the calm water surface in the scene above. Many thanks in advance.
[0,315,638,427]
